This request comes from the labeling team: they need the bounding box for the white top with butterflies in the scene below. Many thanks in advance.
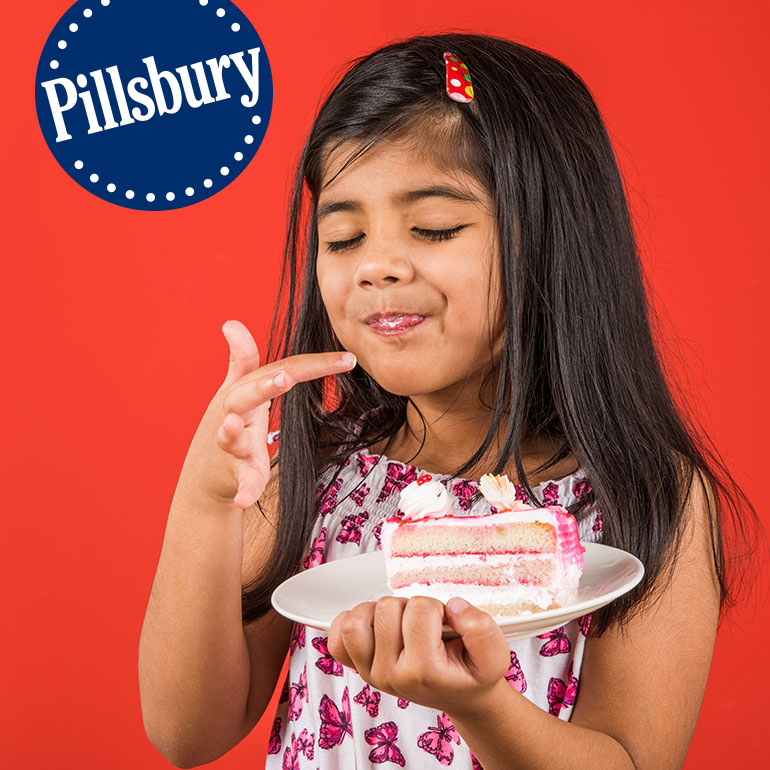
[264,428,602,770]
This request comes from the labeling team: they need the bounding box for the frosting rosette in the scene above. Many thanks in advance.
[398,474,454,520]
[479,473,533,512]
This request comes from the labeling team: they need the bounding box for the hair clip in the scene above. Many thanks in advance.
[443,52,474,103]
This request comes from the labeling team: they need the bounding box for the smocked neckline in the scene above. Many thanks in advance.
[356,447,585,489]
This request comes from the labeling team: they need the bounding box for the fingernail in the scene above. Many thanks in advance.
[447,597,470,614]
[222,320,231,331]
[339,352,356,367]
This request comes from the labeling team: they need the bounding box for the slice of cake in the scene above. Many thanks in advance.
[380,473,585,616]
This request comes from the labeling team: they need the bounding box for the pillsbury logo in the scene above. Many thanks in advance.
[35,0,272,211]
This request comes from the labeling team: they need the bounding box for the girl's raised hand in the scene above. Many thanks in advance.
[172,319,356,511]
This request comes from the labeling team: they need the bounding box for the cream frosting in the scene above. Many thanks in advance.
[398,474,455,520]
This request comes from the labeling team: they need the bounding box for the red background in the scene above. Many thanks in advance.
[2,1,768,767]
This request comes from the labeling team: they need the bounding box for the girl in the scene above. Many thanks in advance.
[138,33,761,770]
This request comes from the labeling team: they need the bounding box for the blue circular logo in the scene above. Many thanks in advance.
[35,0,272,211]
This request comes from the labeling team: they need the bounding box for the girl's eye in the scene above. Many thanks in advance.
[324,226,467,253]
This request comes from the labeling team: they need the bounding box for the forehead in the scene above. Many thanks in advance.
[316,138,492,219]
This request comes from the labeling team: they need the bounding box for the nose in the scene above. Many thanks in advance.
[353,238,415,289]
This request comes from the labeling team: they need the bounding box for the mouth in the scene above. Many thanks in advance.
[364,311,427,336]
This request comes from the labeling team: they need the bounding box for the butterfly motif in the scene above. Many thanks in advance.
[312,636,344,677]
[278,675,289,704]
[356,452,379,478]
[513,484,530,504]
[289,623,306,653]
[417,712,461,765]
[349,483,371,507]
[336,511,369,545]
[296,727,315,761]
[364,721,406,766]
[316,478,343,517]
[593,508,604,533]
[470,752,484,770]
[303,528,327,569]
[267,716,282,754]
[397,698,410,709]
[353,684,381,717]
[547,666,578,716]
[376,463,418,504]
[450,479,479,511]
[318,687,353,750]
[572,479,592,501]
[288,665,308,721]
[281,733,299,770]
[542,482,560,506]
[504,650,527,693]
[372,520,384,550]
[538,626,571,657]
[578,613,592,637]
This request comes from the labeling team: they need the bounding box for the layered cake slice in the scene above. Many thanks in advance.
[380,473,585,616]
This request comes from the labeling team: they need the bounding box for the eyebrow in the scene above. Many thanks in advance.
[316,185,482,223]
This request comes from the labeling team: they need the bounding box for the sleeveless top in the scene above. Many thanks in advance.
[263,428,603,770]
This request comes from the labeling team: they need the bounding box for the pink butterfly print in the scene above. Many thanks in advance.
[282,733,299,770]
[417,712,461,765]
[336,511,369,545]
[542,482,559,506]
[353,684,381,717]
[316,478,343,517]
[376,463,418,504]
[288,665,308,721]
[349,482,371,507]
[547,667,578,716]
[538,626,571,657]
[470,752,484,770]
[504,650,527,693]
[318,687,353,750]
[572,479,592,501]
[268,716,282,754]
[289,623,306,653]
[578,613,592,637]
[373,519,384,550]
[513,484,530,504]
[278,675,289,704]
[397,698,409,709]
[356,452,379,478]
[593,508,604,533]
[364,721,406,767]
[451,479,479,512]
[296,728,315,761]
[303,528,327,569]
[312,636,344,677]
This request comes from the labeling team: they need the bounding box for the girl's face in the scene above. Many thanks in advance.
[316,139,504,400]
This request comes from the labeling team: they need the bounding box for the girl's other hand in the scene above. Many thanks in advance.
[172,319,356,510]
[327,596,510,717]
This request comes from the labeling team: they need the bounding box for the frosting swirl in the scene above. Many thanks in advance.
[479,473,534,512]
[398,474,454,520]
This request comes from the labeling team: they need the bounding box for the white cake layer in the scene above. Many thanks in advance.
[387,552,563,587]
[391,581,569,611]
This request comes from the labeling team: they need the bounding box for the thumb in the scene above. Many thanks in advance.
[445,597,509,678]
[221,320,261,385]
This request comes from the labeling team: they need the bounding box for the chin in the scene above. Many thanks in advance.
[360,363,443,397]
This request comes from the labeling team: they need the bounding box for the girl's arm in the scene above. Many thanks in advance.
[139,458,293,769]
[445,471,720,770]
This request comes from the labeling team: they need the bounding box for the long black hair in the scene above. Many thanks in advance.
[242,32,763,635]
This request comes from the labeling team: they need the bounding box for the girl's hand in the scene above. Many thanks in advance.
[327,596,511,716]
[172,319,356,510]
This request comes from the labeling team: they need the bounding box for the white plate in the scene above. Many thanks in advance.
[271,542,644,642]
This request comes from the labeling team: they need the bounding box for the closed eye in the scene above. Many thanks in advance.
[324,226,467,253]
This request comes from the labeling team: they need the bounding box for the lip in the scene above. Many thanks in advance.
[364,311,427,336]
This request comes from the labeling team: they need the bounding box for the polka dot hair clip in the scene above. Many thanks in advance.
[443,51,474,103]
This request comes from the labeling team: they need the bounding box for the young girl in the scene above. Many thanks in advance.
[138,33,760,770]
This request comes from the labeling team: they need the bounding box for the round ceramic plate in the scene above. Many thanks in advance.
[271,542,644,642]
